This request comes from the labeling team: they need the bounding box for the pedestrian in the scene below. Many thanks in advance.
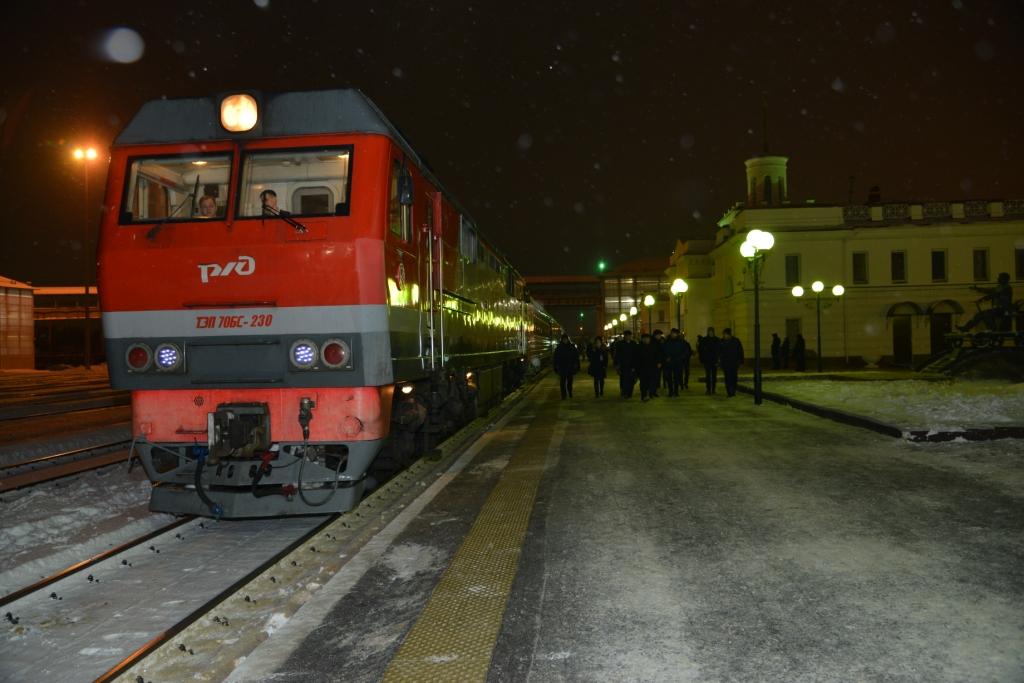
[679,331,692,389]
[663,328,686,396]
[698,327,721,394]
[718,327,744,397]
[638,333,663,401]
[553,333,579,399]
[651,329,666,397]
[614,330,638,398]
[794,333,806,371]
[587,336,609,397]
[780,335,790,369]
[770,332,781,370]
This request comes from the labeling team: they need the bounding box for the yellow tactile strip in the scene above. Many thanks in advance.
[383,397,557,682]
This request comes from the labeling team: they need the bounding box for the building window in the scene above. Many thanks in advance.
[931,250,947,282]
[1015,248,1024,280]
[973,249,989,282]
[852,252,868,285]
[764,175,772,204]
[891,251,907,283]
[785,254,801,287]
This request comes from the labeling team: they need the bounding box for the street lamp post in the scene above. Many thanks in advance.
[629,305,638,335]
[73,146,98,369]
[739,229,774,405]
[643,294,655,333]
[670,278,688,331]
[792,281,845,372]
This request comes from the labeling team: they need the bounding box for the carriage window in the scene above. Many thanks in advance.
[121,153,231,223]
[238,147,352,217]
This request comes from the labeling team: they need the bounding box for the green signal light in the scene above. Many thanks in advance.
[597,260,607,272]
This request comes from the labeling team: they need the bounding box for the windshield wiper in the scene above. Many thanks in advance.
[146,176,201,240]
[261,204,309,234]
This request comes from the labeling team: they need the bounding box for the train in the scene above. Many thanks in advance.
[98,89,560,518]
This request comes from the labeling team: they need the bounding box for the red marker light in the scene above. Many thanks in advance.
[321,339,350,368]
[126,344,152,371]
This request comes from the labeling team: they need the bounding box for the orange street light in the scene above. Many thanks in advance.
[72,146,99,369]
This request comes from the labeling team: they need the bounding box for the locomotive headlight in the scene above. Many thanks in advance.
[220,93,258,132]
[321,339,351,369]
[290,339,319,369]
[154,343,183,371]
[125,343,153,372]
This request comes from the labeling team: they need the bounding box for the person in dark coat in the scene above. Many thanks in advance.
[653,329,669,394]
[780,335,790,369]
[637,333,663,401]
[553,334,580,399]
[679,331,693,389]
[698,327,721,394]
[587,336,610,397]
[662,328,687,396]
[793,333,807,371]
[718,327,744,397]
[770,332,781,370]
[614,330,639,398]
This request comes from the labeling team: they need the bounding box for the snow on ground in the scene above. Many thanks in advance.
[763,377,1024,432]
[0,463,172,595]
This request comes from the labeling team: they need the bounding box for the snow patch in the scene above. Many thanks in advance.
[263,612,289,636]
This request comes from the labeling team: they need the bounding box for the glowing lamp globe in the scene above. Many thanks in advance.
[792,286,804,297]
[812,281,825,293]
[832,284,845,297]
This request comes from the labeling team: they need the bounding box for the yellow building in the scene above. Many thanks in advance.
[667,156,1023,367]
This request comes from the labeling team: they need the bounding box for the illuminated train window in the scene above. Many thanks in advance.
[120,153,231,223]
[238,147,353,218]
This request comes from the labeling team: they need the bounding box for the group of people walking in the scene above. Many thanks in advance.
[552,325,748,401]
[769,332,807,371]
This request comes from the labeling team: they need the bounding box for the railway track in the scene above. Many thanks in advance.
[0,517,193,609]
[0,389,130,421]
[0,440,133,493]
[0,514,333,682]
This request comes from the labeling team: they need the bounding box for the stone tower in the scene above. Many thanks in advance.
[744,155,789,207]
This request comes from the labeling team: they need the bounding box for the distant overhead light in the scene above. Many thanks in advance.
[192,160,208,166]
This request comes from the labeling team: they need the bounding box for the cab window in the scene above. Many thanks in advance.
[388,159,412,241]
[121,153,231,223]
[238,146,352,218]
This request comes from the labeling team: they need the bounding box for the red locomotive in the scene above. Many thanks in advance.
[98,90,558,517]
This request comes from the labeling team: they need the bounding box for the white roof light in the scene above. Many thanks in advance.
[220,94,258,132]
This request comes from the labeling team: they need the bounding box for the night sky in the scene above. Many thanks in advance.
[2,1,1022,285]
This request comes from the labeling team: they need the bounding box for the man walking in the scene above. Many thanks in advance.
[698,327,721,394]
[718,327,744,397]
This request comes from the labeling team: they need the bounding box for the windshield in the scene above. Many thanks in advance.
[237,147,352,218]
[121,153,231,223]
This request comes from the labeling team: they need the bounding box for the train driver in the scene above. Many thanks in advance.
[259,189,290,216]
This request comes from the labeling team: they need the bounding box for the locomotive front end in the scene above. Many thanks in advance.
[99,90,395,517]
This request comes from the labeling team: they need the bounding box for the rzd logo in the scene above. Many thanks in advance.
[198,255,255,283]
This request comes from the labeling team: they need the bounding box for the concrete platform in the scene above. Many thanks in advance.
[229,373,1024,682]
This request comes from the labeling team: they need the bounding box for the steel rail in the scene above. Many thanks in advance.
[0,444,135,493]
[0,395,131,422]
[0,517,193,609]
[0,440,132,473]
